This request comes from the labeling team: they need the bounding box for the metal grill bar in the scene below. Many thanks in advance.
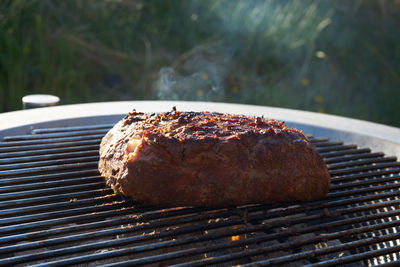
[330,174,400,190]
[0,175,102,194]
[0,139,100,153]
[319,148,372,159]
[317,144,358,153]
[0,155,98,171]
[0,163,398,237]
[0,150,99,164]
[0,134,104,147]
[0,206,214,247]
[89,218,400,267]
[0,169,99,186]
[0,191,117,219]
[327,156,397,169]
[0,181,105,202]
[3,194,400,266]
[1,187,398,252]
[1,171,398,218]
[312,140,344,147]
[6,198,400,266]
[244,236,400,267]
[0,144,99,159]
[326,184,400,200]
[0,188,109,210]
[0,190,121,226]
[0,197,139,235]
[174,218,400,267]
[0,161,98,177]
[2,212,253,265]
[0,185,396,247]
[331,167,400,182]
[308,137,329,143]
[31,124,115,134]
[3,129,109,141]
[325,152,385,164]
[307,246,400,267]
[1,124,400,266]
[329,161,400,176]
[0,162,395,201]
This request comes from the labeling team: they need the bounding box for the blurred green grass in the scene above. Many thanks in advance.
[1,0,400,126]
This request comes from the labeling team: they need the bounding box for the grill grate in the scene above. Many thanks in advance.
[1,124,400,266]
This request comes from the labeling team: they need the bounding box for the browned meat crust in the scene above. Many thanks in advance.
[98,109,330,206]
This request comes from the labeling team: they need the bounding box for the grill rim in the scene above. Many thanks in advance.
[0,101,399,158]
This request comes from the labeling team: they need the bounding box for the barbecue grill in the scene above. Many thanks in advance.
[1,100,400,266]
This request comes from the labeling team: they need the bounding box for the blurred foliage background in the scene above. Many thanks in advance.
[1,0,400,126]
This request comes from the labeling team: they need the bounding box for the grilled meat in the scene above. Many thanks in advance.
[98,109,330,206]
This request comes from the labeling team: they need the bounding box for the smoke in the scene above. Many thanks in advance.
[153,0,332,104]
[155,47,229,101]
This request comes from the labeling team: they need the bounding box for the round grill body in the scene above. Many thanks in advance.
[0,101,400,266]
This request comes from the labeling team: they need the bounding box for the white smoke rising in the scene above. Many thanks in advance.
[155,48,229,101]
[154,0,331,103]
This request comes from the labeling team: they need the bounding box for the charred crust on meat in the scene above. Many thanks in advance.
[115,110,308,144]
[124,117,143,126]
[111,168,119,176]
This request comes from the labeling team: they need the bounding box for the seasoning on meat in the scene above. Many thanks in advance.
[98,109,330,206]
